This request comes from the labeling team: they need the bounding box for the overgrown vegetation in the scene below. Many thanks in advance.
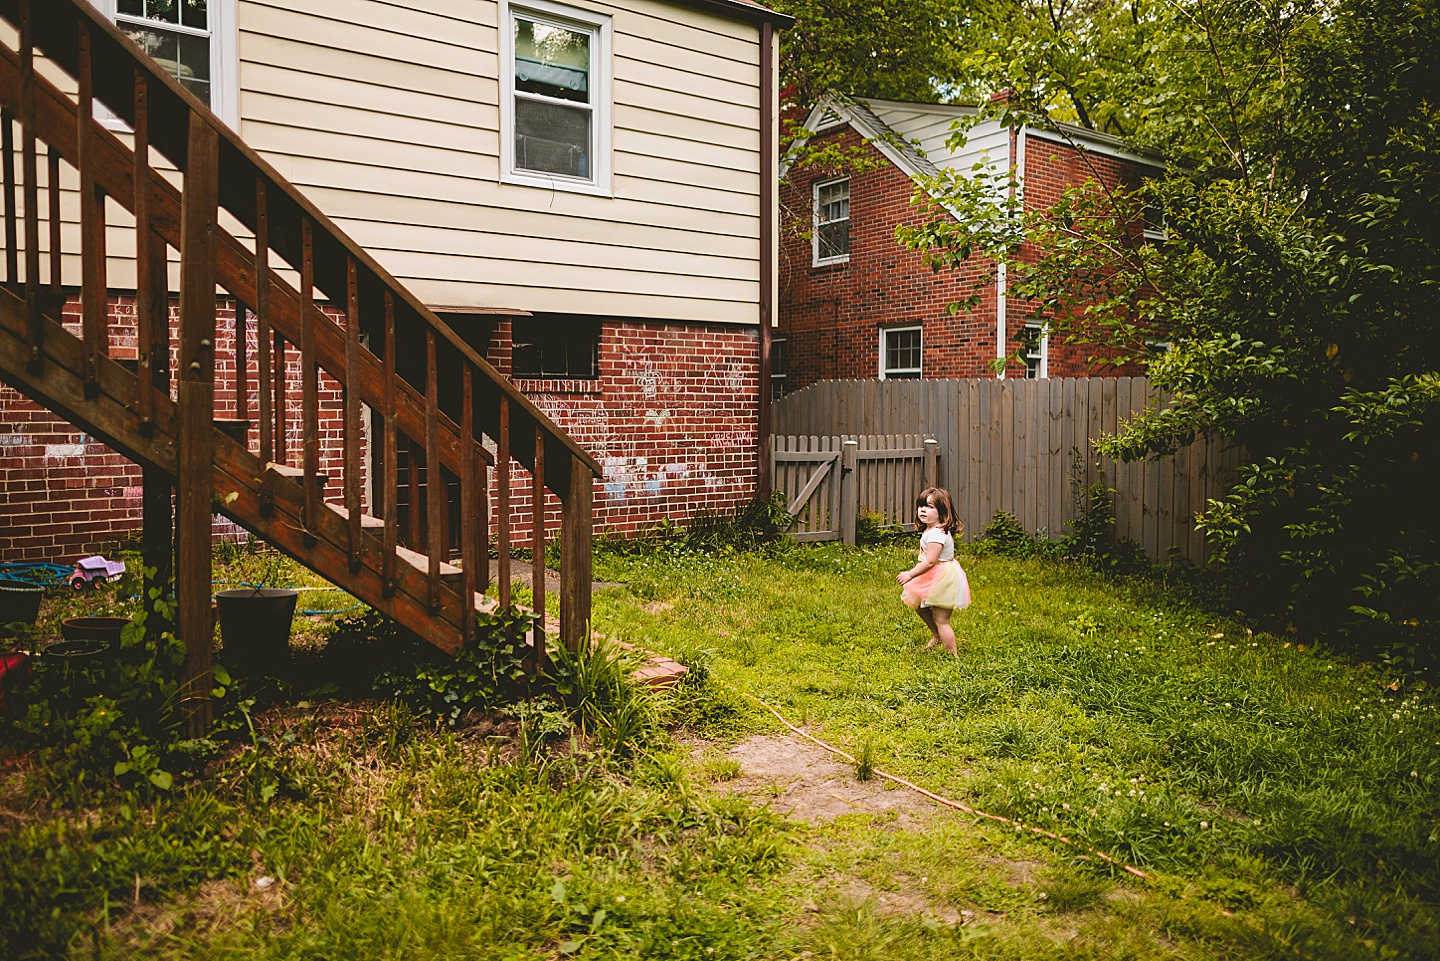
[893,0,1440,668]
[593,542,1440,959]
[973,457,1150,577]
[4,538,1439,957]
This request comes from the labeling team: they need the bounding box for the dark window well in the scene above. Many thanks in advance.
[511,315,600,379]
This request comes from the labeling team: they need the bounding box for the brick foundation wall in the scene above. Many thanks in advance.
[779,126,1148,390]
[486,319,759,541]
[2,295,356,562]
[3,301,760,561]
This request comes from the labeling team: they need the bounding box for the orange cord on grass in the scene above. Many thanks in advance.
[739,691,1149,880]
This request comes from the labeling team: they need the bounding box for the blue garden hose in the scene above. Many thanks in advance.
[0,562,73,587]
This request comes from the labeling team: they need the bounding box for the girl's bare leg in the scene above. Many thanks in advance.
[916,607,941,648]
[931,606,957,656]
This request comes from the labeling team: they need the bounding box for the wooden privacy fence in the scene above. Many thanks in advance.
[772,434,938,544]
[772,378,1241,564]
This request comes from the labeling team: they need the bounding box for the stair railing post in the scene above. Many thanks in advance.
[254,180,272,465]
[176,111,220,736]
[497,398,511,609]
[141,465,173,641]
[460,363,477,645]
[560,453,593,653]
[3,108,16,284]
[76,21,107,398]
[839,440,858,546]
[381,292,398,595]
[344,256,361,571]
[424,328,441,613]
[299,218,318,546]
[18,0,43,373]
[133,70,157,435]
[531,426,545,668]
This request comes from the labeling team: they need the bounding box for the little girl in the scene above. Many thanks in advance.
[896,487,971,655]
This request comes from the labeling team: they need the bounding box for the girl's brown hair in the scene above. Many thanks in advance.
[916,487,962,536]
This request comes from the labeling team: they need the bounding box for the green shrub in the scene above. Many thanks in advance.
[974,510,1045,557]
[6,585,229,802]
[371,605,538,726]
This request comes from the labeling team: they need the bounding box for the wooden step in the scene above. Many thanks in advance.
[394,543,462,581]
[325,503,385,529]
[264,461,329,486]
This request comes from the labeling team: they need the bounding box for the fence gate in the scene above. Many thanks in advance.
[772,435,938,544]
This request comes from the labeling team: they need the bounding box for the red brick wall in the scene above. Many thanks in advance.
[487,319,759,541]
[0,295,354,562]
[3,302,760,561]
[779,126,1149,390]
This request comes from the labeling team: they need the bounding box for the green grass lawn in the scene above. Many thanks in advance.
[3,541,1437,959]
[590,542,1440,959]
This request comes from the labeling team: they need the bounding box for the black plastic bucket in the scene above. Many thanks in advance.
[0,579,45,633]
[214,589,298,678]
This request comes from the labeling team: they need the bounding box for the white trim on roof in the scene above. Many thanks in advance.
[1024,126,1166,169]
[780,95,936,183]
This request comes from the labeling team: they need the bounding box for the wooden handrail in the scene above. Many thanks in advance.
[0,0,601,486]
[1,0,599,687]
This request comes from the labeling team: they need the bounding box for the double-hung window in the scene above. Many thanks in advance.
[99,1,237,125]
[500,0,612,195]
[880,326,921,380]
[1023,323,1047,379]
[813,177,850,265]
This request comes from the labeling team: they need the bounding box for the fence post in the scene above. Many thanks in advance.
[839,440,858,546]
[924,437,939,489]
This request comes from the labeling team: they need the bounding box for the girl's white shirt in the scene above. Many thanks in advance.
[920,527,955,562]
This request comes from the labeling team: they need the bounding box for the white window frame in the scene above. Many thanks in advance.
[1023,322,1048,379]
[94,0,239,129]
[879,325,922,380]
[500,0,613,197]
[813,176,850,266]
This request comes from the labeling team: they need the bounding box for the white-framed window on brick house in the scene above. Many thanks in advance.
[500,0,612,196]
[97,0,238,126]
[1142,199,1168,242]
[813,177,850,266]
[1023,323,1047,379]
[880,325,921,380]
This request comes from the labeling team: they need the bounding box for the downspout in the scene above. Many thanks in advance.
[757,20,775,492]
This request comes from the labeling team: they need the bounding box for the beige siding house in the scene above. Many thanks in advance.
[0,0,791,564]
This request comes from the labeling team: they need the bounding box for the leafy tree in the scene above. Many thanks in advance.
[897,0,1440,665]
[771,0,972,105]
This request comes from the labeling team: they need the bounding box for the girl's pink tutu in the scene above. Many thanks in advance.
[902,558,971,611]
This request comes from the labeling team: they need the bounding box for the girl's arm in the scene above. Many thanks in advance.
[897,541,943,584]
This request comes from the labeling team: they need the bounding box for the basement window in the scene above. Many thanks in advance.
[511,315,600,379]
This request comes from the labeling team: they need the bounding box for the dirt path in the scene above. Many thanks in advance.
[719,734,939,828]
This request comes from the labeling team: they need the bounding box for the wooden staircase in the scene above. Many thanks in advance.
[0,0,602,732]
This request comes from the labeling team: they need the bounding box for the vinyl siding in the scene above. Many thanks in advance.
[237,0,765,323]
[866,101,1009,178]
[14,0,766,324]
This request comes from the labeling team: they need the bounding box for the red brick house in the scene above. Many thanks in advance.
[776,95,1163,396]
